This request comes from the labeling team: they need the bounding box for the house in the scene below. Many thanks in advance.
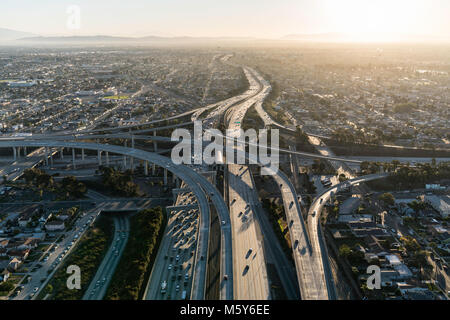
[424,195,450,218]
[7,257,22,271]
[8,249,30,260]
[45,220,65,231]
[0,239,9,248]
[17,205,40,227]
[393,264,413,280]
[16,238,39,250]
[0,269,10,282]
[397,285,435,300]
[385,254,402,266]
[381,269,399,287]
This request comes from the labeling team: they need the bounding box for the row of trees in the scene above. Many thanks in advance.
[363,160,450,190]
[105,207,165,300]
[22,168,86,199]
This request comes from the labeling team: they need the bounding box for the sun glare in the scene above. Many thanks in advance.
[322,0,426,41]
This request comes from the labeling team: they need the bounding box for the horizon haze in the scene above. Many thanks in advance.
[1,0,449,42]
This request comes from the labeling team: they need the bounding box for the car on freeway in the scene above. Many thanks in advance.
[168,264,172,270]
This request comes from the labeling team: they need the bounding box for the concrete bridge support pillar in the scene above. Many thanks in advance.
[164,168,168,185]
[144,161,149,176]
[98,150,102,166]
[123,140,127,169]
[50,149,53,166]
[152,163,155,175]
[13,147,17,161]
[106,152,109,166]
[153,131,157,152]
[72,148,76,169]
[60,147,64,160]
[130,136,135,171]
[44,147,49,166]
[24,147,27,157]
[81,149,85,161]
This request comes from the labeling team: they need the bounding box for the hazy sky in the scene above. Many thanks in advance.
[2,0,450,39]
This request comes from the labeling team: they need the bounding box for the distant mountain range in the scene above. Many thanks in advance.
[16,34,256,43]
[1,27,448,44]
[0,27,35,41]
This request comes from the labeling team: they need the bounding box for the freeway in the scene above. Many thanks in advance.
[0,147,58,182]
[227,164,270,299]
[1,131,371,164]
[222,66,271,300]
[268,166,329,299]
[244,74,332,299]
[144,186,200,300]
[0,140,232,300]
[306,173,389,300]
[83,216,130,300]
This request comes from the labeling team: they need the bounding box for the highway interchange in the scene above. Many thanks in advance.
[0,55,415,301]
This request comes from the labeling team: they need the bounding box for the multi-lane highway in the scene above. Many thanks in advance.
[144,186,199,300]
[306,173,389,300]
[227,164,270,299]
[222,66,272,300]
[83,216,129,300]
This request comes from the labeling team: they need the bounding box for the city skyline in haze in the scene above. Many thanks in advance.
[1,0,450,41]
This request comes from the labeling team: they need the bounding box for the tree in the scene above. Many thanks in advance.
[401,236,421,252]
[46,284,53,294]
[339,244,352,258]
[61,176,86,198]
[339,173,348,183]
[379,193,395,206]
[407,200,426,213]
